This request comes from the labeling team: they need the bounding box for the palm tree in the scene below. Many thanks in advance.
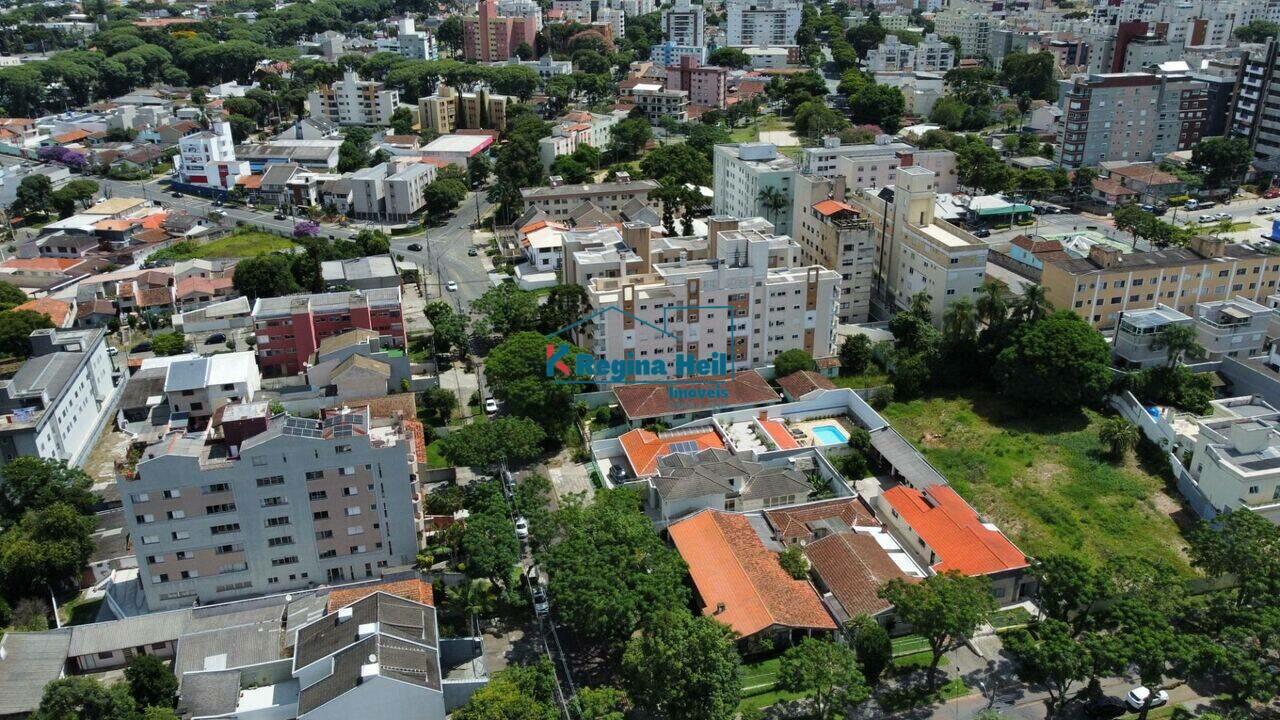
[975,281,1009,328]
[908,291,933,322]
[757,186,787,227]
[1011,285,1051,325]
[1151,323,1203,367]
[942,297,978,346]
[1098,416,1139,462]
[446,578,497,619]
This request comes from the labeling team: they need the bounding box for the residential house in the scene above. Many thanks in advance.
[520,173,659,219]
[1194,296,1271,360]
[160,351,261,419]
[1112,305,1193,369]
[321,255,401,291]
[646,448,812,524]
[612,369,780,427]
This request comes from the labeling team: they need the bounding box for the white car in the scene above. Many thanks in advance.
[1125,687,1169,711]
[531,586,549,616]
[1215,212,1232,221]
[515,517,529,539]
[445,280,458,292]
[484,398,498,414]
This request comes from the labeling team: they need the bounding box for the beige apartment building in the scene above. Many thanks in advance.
[792,174,875,323]
[850,165,988,324]
[574,216,840,380]
[119,402,422,611]
[308,71,400,126]
[520,173,660,219]
[1042,236,1280,330]
[418,85,511,134]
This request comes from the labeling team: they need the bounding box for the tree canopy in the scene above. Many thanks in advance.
[622,610,741,720]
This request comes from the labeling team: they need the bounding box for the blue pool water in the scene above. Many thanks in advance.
[812,424,848,446]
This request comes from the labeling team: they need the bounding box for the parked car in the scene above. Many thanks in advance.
[1258,206,1274,215]
[484,398,498,414]
[1198,214,1215,223]
[526,564,542,587]
[446,280,458,292]
[106,346,119,357]
[1085,697,1128,719]
[273,212,286,220]
[1266,188,1280,199]
[515,517,529,539]
[170,191,182,198]
[468,247,479,256]
[1215,212,1232,221]
[501,468,516,495]
[973,228,991,238]
[205,333,227,345]
[407,243,423,251]
[531,585,549,616]
[1125,687,1168,711]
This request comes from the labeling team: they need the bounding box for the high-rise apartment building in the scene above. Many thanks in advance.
[725,0,802,47]
[463,0,539,62]
[713,143,798,237]
[915,33,956,72]
[418,86,511,134]
[800,137,958,193]
[663,0,706,46]
[397,17,438,60]
[933,10,991,57]
[308,71,400,127]
[851,165,988,324]
[1229,37,1280,172]
[792,174,875,324]
[665,56,729,109]
[252,288,406,375]
[574,216,840,376]
[119,402,421,611]
[865,35,916,73]
[174,120,249,191]
[1057,72,1207,168]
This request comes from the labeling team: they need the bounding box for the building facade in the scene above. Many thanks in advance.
[725,0,802,47]
[173,120,249,191]
[664,56,729,109]
[252,288,406,375]
[308,72,400,127]
[1057,72,1207,168]
[663,0,705,46]
[793,175,876,324]
[463,0,539,62]
[520,174,659,219]
[713,143,799,239]
[419,86,511,134]
[933,10,991,57]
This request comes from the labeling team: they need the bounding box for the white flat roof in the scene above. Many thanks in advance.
[422,134,491,153]
[917,222,972,248]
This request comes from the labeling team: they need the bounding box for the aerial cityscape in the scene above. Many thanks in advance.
[0,0,1275,718]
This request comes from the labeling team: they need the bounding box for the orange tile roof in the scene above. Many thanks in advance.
[134,286,173,308]
[880,485,1027,576]
[238,174,264,189]
[2,258,82,271]
[139,212,168,230]
[52,129,91,144]
[93,219,136,232]
[669,510,836,638]
[776,370,835,399]
[804,532,918,618]
[764,498,879,544]
[759,418,800,450]
[347,393,417,420]
[612,370,778,421]
[12,298,71,327]
[133,228,170,245]
[618,427,725,477]
[1091,177,1137,197]
[175,276,232,298]
[812,199,858,217]
[325,577,434,613]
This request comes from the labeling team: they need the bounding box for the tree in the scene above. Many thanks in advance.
[1193,137,1253,191]
[543,488,689,643]
[607,117,652,160]
[756,185,788,226]
[639,142,712,187]
[536,284,591,335]
[0,502,96,595]
[839,335,872,376]
[1003,619,1090,717]
[794,100,848,139]
[622,610,741,720]
[436,16,464,54]
[847,83,905,133]
[437,417,546,468]
[337,126,373,173]
[0,281,26,310]
[142,708,180,720]
[999,52,1057,101]
[424,301,468,357]
[423,178,468,216]
[389,106,415,135]
[778,544,808,579]
[1188,510,1280,608]
[31,676,137,720]
[125,655,177,710]
[418,387,459,426]
[471,283,539,337]
[572,687,629,720]
[848,615,892,685]
[0,309,53,357]
[468,153,492,187]
[774,349,817,378]
[1112,204,1148,247]
[708,46,750,68]
[995,311,1111,410]
[12,174,52,215]
[232,253,302,300]
[461,506,520,584]
[1098,416,1139,462]
[1029,554,1109,633]
[777,638,870,720]
[0,458,95,522]
[879,571,996,688]
[1234,20,1280,42]
[453,662,559,720]
[1011,285,1052,326]
[149,331,188,356]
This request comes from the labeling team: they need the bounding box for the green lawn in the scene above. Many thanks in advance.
[831,371,891,390]
[989,607,1033,629]
[59,596,102,626]
[738,657,808,713]
[880,391,1194,572]
[728,114,793,143]
[425,440,449,469]
[193,232,296,259]
[890,634,930,657]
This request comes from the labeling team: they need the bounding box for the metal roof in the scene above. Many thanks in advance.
[0,630,72,716]
[869,427,947,489]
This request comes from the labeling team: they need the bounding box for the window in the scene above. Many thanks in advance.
[136,514,155,524]
[1248,485,1260,494]
[335,444,352,454]
[131,493,149,503]
[313,510,330,520]
[215,544,242,554]
[305,470,325,480]
[342,486,358,496]
[171,531,190,541]
[142,534,159,544]
[309,490,327,501]
[319,549,337,559]
[206,503,236,515]
[256,475,285,487]
[271,556,299,566]
[264,516,291,527]
[344,506,361,516]
[210,523,240,535]
[261,496,288,508]
[316,529,334,540]
[162,489,181,499]
[267,535,294,547]
[203,483,230,494]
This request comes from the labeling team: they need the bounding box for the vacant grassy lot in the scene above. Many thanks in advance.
[831,371,891,390]
[194,232,295,258]
[880,391,1194,573]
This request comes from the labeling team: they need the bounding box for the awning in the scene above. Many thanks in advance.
[976,203,1035,217]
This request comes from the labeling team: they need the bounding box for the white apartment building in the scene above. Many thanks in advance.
[845,12,910,31]
[0,328,119,467]
[851,165,988,324]
[866,35,916,73]
[933,10,991,58]
[397,17,438,59]
[120,402,421,610]
[490,56,573,78]
[173,120,249,191]
[1188,413,1280,524]
[497,0,544,29]
[663,0,706,46]
[726,0,802,47]
[575,216,839,378]
[538,110,620,169]
[1112,305,1194,369]
[873,71,945,117]
[156,352,262,419]
[626,83,689,122]
[650,41,708,65]
[915,33,956,72]
[349,162,436,223]
[799,137,960,192]
[713,143,799,240]
[1193,297,1271,360]
[308,71,401,127]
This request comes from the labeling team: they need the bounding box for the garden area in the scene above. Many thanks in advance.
[147,231,296,262]
[880,390,1195,572]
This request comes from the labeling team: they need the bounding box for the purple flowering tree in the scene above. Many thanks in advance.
[37,146,87,170]
[293,220,321,238]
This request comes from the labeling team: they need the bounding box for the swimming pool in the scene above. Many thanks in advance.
[811,424,849,446]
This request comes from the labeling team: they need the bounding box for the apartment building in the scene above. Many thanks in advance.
[713,143,798,239]
[663,0,705,46]
[1042,236,1280,330]
[874,71,946,117]
[793,175,875,323]
[851,165,988,324]
[933,10,991,57]
[252,288,406,375]
[397,17,438,60]
[347,162,436,223]
[665,56,729,109]
[625,83,690,122]
[1193,296,1271,360]
[726,0,802,47]
[915,33,956,72]
[0,328,119,467]
[1229,37,1280,171]
[419,85,511,134]
[308,71,400,127]
[1057,72,1207,168]
[537,110,620,169]
[173,120,249,191]
[802,137,958,192]
[576,216,840,378]
[1187,413,1280,524]
[520,173,659,219]
[1112,305,1193,368]
[160,351,261,419]
[865,35,916,73]
[119,402,420,610]
[489,56,572,78]
[463,0,538,62]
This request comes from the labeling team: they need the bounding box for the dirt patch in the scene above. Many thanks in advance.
[1023,461,1069,489]
[921,432,943,446]
[84,428,131,486]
